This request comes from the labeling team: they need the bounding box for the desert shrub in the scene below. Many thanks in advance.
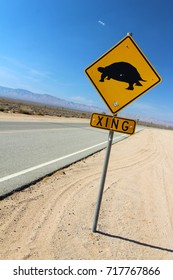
[18,107,33,115]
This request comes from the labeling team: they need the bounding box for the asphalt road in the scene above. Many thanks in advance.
[0,120,143,197]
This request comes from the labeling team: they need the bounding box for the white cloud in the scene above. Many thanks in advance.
[122,100,173,121]
[98,20,105,26]
[1,55,50,79]
[0,55,53,91]
[68,95,95,106]
[130,102,157,112]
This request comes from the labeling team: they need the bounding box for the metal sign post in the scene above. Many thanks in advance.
[92,129,114,232]
[86,33,162,233]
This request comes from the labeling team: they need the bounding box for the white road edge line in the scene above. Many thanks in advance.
[0,134,127,183]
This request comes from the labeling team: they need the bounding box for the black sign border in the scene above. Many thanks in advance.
[85,35,162,114]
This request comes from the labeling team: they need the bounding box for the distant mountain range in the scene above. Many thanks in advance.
[118,112,173,129]
[0,85,173,128]
[0,85,102,113]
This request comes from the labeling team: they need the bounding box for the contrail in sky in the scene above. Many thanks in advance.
[98,20,105,26]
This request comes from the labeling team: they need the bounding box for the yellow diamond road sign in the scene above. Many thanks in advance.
[85,35,161,114]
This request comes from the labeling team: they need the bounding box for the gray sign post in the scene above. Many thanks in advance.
[92,129,114,232]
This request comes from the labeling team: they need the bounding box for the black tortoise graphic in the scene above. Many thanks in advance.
[98,62,146,90]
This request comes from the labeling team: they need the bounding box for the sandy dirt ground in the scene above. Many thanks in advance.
[0,113,173,260]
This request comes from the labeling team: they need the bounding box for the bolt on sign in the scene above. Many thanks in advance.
[90,113,136,135]
[85,35,162,114]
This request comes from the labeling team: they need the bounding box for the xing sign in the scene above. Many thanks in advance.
[90,113,136,135]
[85,35,162,114]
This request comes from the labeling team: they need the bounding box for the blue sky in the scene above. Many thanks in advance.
[0,0,173,122]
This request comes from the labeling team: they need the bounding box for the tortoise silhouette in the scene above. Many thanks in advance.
[98,62,146,90]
